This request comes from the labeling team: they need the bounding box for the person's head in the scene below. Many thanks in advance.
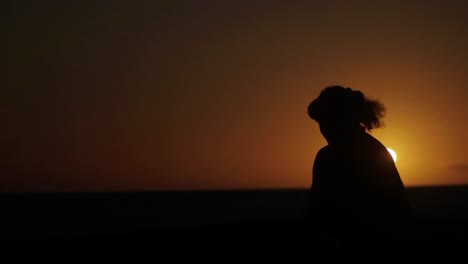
[308,85,385,143]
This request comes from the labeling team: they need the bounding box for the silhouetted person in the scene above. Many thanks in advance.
[306,85,411,249]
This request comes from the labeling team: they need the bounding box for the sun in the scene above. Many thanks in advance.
[386,148,397,162]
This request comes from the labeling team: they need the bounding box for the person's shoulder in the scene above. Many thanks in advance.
[362,132,396,163]
[313,145,332,171]
[317,145,330,153]
[316,145,331,158]
[362,132,387,151]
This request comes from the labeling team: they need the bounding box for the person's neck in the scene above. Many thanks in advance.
[327,125,366,145]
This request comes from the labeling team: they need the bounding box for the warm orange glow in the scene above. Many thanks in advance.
[387,148,397,163]
[3,1,468,192]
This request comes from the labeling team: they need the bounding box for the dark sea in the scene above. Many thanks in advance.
[2,185,467,261]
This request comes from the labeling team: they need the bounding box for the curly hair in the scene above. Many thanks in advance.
[308,85,386,131]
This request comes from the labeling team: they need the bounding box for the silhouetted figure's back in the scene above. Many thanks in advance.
[306,85,410,248]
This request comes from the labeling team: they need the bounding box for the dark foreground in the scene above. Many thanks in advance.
[2,186,468,261]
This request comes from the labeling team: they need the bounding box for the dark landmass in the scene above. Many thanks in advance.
[2,186,468,260]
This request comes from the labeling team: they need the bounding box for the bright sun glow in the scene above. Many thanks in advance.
[387,148,397,162]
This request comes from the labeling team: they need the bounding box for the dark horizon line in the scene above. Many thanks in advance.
[1,183,468,197]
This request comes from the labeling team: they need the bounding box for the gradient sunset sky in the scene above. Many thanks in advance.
[4,1,468,192]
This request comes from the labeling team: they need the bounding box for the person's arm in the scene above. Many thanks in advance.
[305,147,329,220]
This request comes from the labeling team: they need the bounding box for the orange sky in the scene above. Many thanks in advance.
[3,1,468,192]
